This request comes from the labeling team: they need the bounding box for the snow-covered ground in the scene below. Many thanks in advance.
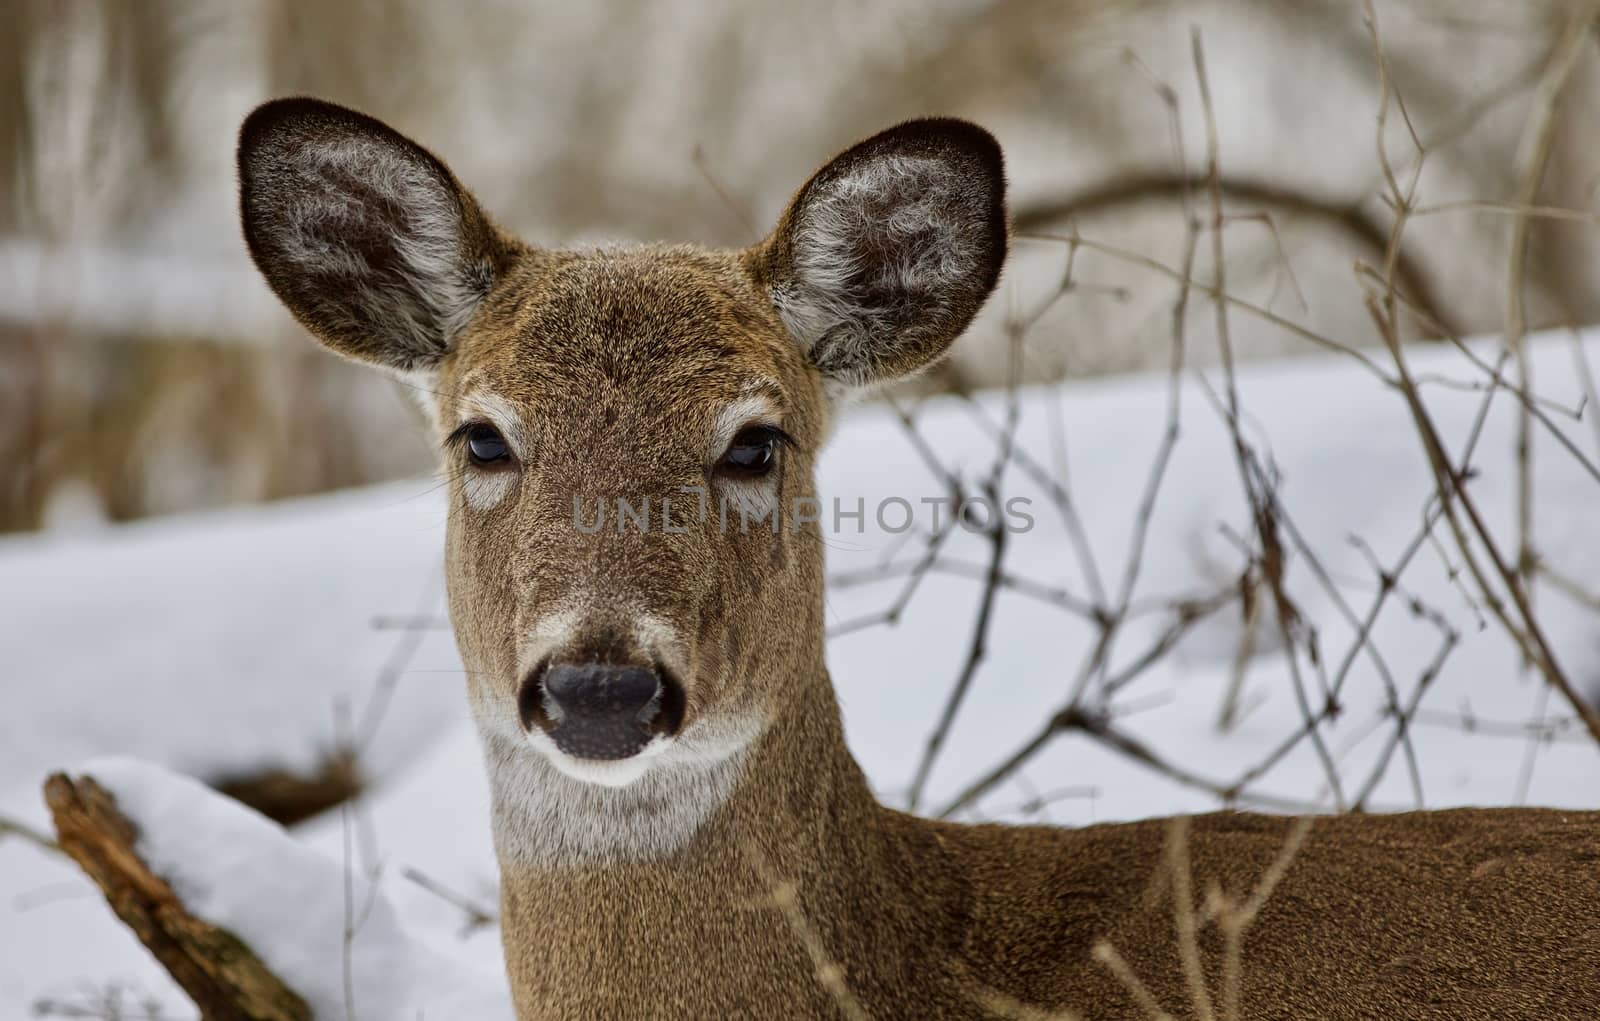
[2,329,1597,1018]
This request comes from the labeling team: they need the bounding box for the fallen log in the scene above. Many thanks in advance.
[43,772,310,1021]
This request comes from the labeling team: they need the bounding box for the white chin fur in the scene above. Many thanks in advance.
[485,712,764,864]
[525,728,670,788]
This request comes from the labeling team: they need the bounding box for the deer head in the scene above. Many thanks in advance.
[238,98,1005,859]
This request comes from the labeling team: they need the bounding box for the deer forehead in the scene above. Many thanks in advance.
[436,247,821,446]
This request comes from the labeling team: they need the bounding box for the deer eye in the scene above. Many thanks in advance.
[465,423,511,466]
[718,425,781,478]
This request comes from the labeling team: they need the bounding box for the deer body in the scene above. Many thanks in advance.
[239,99,1600,1020]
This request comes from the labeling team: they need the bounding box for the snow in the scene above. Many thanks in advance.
[2,328,1598,1017]
[0,481,468,1016]
[0,479,464,789]
[85,757,512,1021]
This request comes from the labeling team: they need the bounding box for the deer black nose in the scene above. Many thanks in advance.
[522,662,675,760]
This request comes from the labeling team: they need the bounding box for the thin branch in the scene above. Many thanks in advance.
[907,488,1009,811]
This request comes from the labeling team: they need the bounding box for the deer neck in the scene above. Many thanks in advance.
[483,656,969,1013]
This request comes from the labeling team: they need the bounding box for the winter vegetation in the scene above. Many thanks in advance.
[7,318,1600,1014]
[2,1,1599,1018]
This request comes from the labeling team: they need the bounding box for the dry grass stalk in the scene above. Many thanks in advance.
[741,841,872,1021]
[1091,941,1174,1021]
[1092,815,1315,1021]
[1206,816,1314,1021]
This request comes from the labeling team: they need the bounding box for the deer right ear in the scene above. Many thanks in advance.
[751,119,1007,393]
[238,98,514,374]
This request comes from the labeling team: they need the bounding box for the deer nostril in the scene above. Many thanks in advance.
[521,662,683,761]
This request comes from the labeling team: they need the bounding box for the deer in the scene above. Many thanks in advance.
[237,97,1600,1020]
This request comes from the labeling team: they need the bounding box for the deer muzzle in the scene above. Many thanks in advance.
[520,661,685,760]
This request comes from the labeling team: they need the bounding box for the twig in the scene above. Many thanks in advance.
[907,485,1009,811]
[400,867,497,938]
[1015,172,1453,337]
[1501,2,1600,652]
[0,813,59,854]
[1193,27,1345,807]
[1165,816,1214,1021]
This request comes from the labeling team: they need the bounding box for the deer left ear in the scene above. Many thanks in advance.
[238,97,515,376]
[751,119,1007,391]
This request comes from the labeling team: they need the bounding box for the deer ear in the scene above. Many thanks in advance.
[238,98,514,374]
[752,119,1007,391]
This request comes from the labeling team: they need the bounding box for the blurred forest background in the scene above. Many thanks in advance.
[4,0,1600,533]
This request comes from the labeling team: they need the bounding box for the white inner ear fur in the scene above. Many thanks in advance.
[276,135,493,361]
[771,154,981,379]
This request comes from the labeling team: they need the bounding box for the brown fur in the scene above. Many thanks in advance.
[238,98,1600,1019]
